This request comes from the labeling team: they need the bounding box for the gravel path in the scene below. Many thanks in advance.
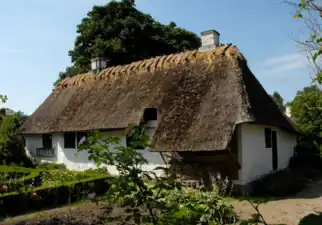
[232,180,322,225]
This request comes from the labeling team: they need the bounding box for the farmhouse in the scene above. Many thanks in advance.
[21,30,297,185]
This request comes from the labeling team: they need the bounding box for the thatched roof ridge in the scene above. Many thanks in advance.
[54,45,244,91]
[21,45,295,152]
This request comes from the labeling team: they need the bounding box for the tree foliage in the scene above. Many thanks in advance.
[289,85,322,150]
[271,91,286,113]
[0,109,30,166]
[293,0,322,85]
[55,0,201,85]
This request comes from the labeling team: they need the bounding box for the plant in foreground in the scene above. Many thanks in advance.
[79,129,237,225]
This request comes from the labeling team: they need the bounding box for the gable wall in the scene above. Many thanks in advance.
[238,123,296,184]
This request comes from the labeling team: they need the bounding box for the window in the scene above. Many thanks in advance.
[143,108,157,121]
[64,132,76,148]
[42,134,52,149]
[264,128,272,148]
[76,132,88,146]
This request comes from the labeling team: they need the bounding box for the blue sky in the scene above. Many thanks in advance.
[0,0,313,115]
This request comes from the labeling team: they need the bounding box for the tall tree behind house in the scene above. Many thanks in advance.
[55,0,201,85]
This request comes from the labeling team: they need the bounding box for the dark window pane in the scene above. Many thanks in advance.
[64,133,75,148]
[143,108,157,121]
[265,128,272,148]
[42,134,52,149]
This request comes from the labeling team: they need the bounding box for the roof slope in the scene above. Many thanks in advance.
[21,45,296,151]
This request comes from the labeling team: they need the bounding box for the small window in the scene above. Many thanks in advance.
[76,132,88,146]
[264,128,272,148]
[143,108,157,121]
[64,132,76,148]
[42,134,52,149]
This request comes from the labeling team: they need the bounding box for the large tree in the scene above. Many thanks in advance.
[289,85,322,150]
[271,91,286,113]
[55,0,201,85]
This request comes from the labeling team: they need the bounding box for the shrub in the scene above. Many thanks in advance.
[85,167,109,174]
[79,130,238,225]
[0,173,109,217]
[289,141,322,170]
[37,162,67,170]
[249,168,310,197]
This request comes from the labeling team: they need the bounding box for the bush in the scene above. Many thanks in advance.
[37,162,67,170]
[85,167,109,174]
[0,166,110,217]
[289,141,322,170]
[249,168,310,197]
[0,174,109,217]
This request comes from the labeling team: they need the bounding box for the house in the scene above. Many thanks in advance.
[21,30,297,186]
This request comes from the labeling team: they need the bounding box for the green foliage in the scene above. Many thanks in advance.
[37,162,67,171]
[0,113,32,166]
[294,0,322,85]
[125,125,150,149]
[0,95,7,104]
[289,141,322,170]
[289,85,322,151]
[85,167,109,174]
[249,168,313,197]
[0,165,109,217]
[55,0,201,84]
[271,91,286,113]
[78,128,237,225]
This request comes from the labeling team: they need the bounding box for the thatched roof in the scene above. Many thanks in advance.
[21,45,296,151]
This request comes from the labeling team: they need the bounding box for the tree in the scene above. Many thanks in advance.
[55,0,201,85]
[271,91,286,113]
[0,106,31,166]
[292,0,322,85]
[289,85,322,150]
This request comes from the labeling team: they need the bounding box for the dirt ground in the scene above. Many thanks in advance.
[2,180,322,225]
[233,180,322,225]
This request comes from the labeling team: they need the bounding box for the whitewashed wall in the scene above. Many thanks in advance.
[25,134,57,163]
[24,125,166,175]
[237,123,296,185]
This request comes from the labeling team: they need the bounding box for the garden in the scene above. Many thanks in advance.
[0,164,109,218]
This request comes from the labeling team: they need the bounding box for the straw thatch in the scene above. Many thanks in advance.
[21,45,296,152]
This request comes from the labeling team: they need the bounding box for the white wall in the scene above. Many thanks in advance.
[24,126,166,175]
[238,123,296,184]
[25,134,57,163]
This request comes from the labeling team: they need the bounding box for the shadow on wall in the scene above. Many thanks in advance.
[299,212,322,225]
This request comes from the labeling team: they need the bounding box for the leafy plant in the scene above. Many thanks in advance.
[78,128,237,225]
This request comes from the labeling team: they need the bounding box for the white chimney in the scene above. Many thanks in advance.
[90,57,108,73]
[199,30,220,52]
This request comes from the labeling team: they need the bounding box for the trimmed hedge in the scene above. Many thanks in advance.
[0,167,110,217]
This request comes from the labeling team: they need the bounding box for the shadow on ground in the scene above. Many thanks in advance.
[299,212,322,225]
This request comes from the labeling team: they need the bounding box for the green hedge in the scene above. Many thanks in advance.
[0,167,110,217]
[249,168,312,197]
